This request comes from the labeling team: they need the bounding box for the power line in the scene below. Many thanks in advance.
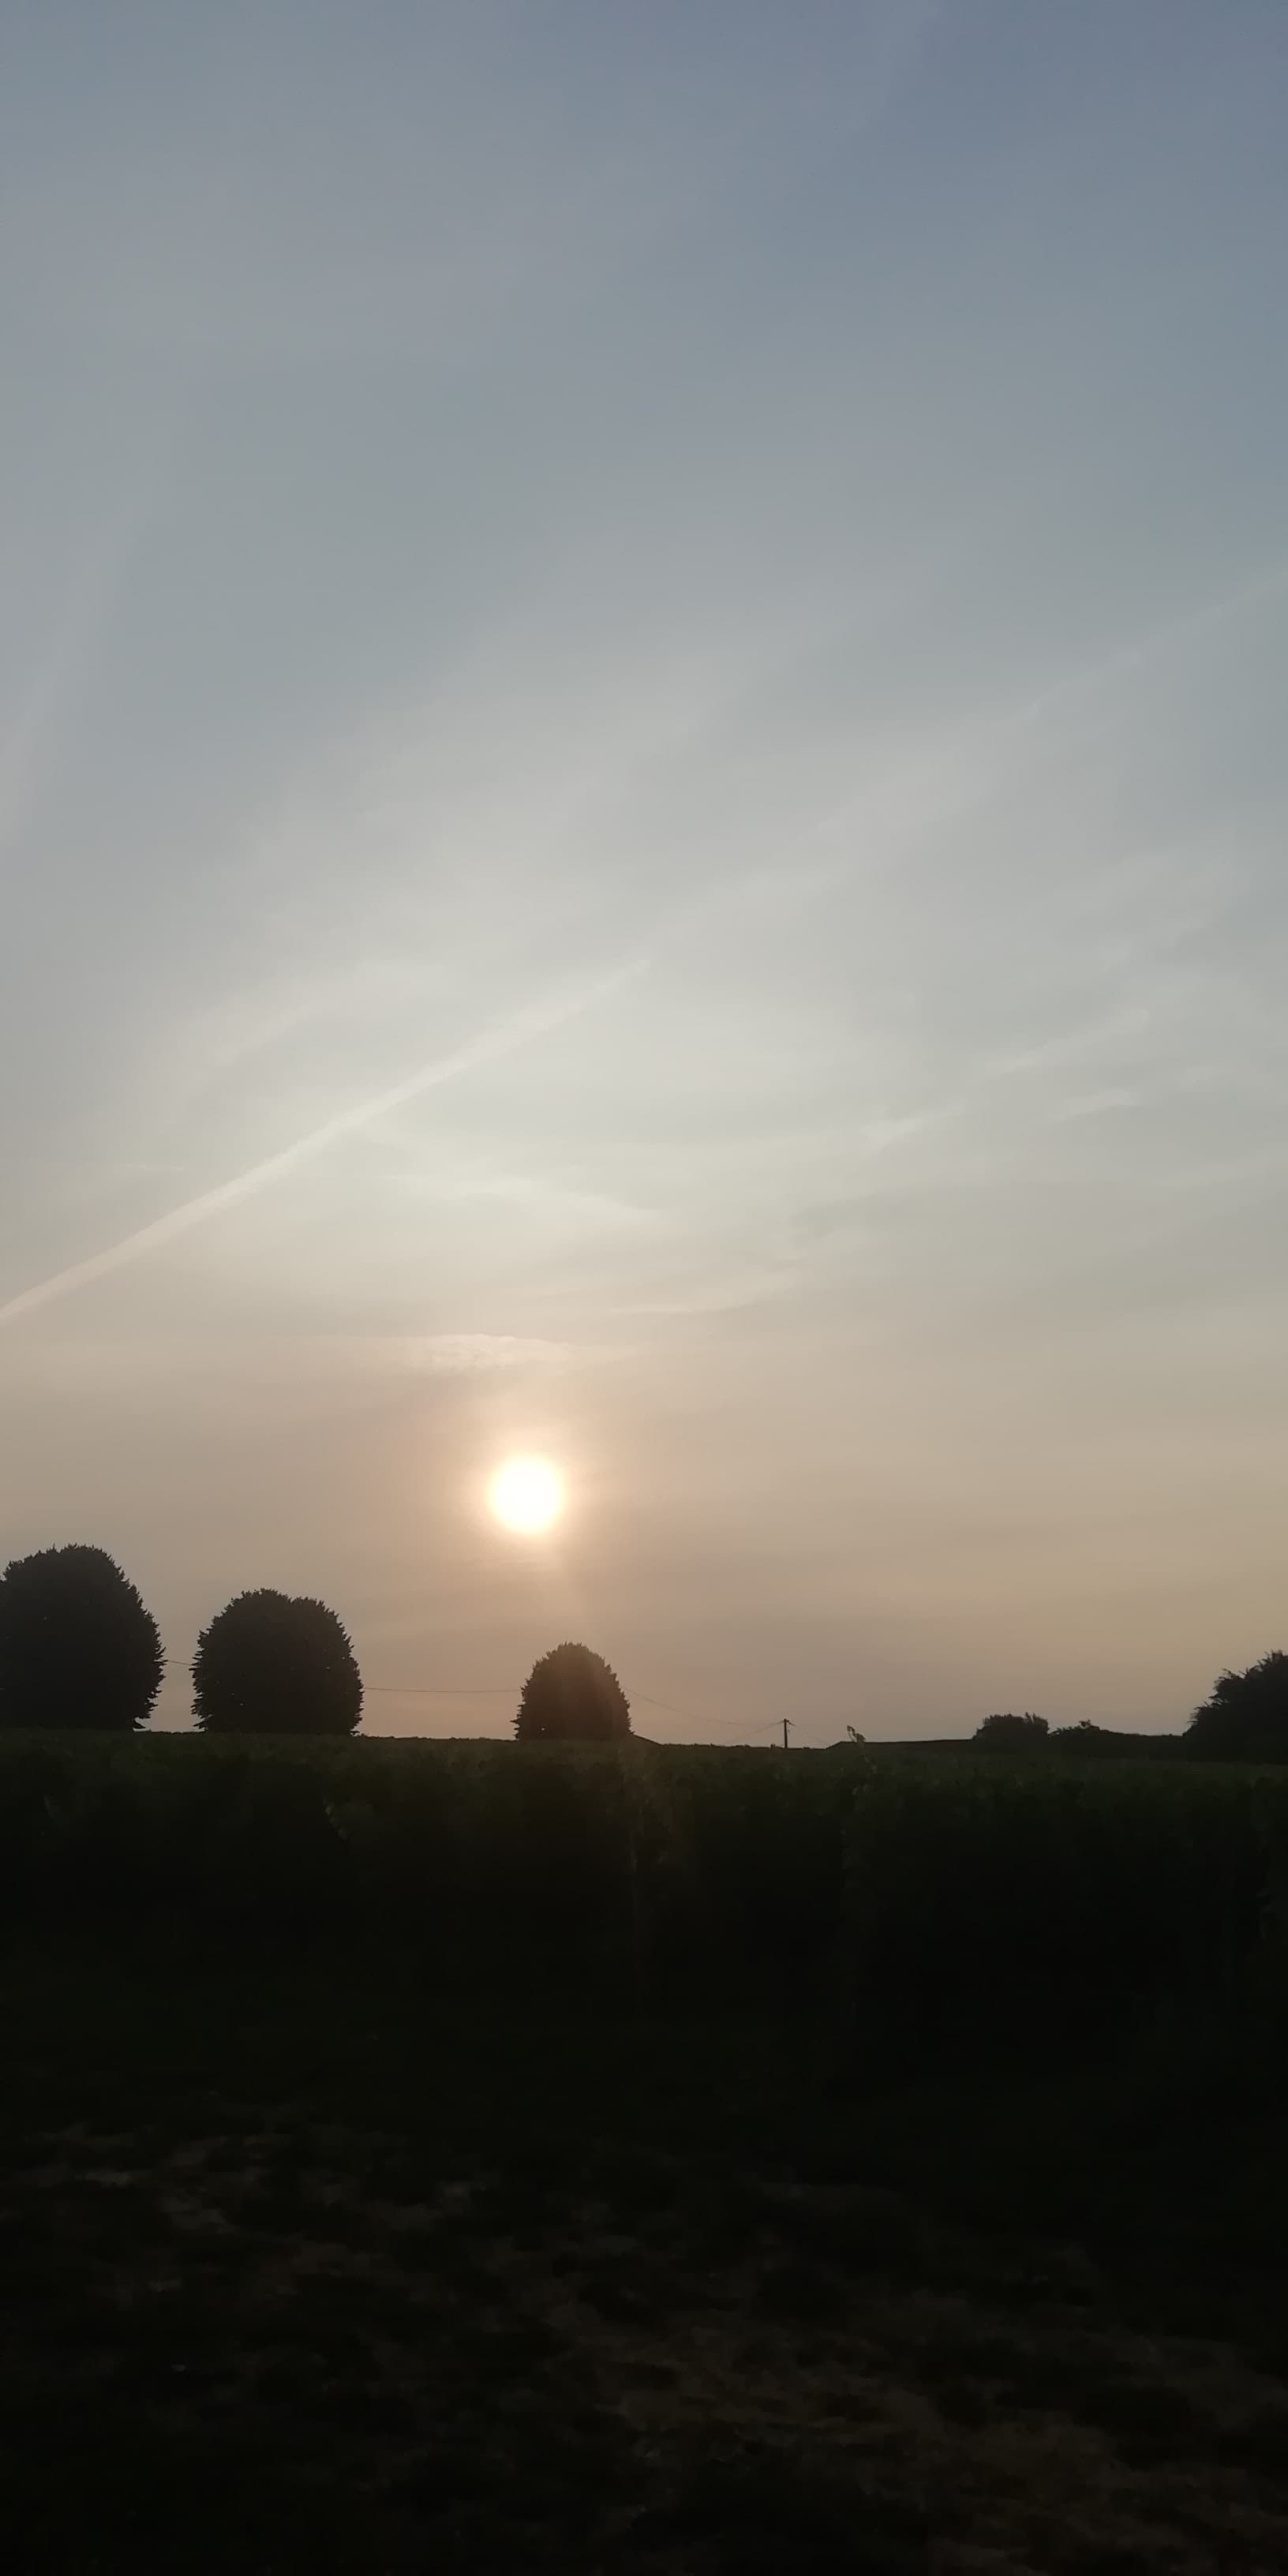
[364,1683,515,1697]
[631,1689,729,1731]
[633,1694,790,1741]
[363,1680,731,1724]
[363,1680,794,1743]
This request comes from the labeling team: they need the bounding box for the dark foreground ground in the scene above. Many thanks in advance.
[3,1945,1288,2574]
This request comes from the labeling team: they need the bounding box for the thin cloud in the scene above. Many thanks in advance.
[0,963,643,1331]
[0,499,155,861]
[1004,552,1288,740]
[376,1332,624,1375]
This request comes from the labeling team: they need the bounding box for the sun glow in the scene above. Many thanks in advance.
[489,1456,564,1535]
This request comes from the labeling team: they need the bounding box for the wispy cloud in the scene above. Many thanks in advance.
[350,1332,625,1376]
[0,496,158,862]
[0,964,642,1331]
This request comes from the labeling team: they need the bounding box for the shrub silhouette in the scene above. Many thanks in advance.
[515,1642,631,1742]
[1050,1720,1119,1756]
[973,1710,1050,1750]
[0,1544,164,1732]
[1187,1652,1288,1760]
[193,1590,361,1735]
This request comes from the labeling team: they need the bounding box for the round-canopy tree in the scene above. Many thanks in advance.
[1187,1653,1288,1760]
[193,1589,362,1735]
[0,1544,164,1731]
[973,1711,1050,1751]
[515,1642,631,1742]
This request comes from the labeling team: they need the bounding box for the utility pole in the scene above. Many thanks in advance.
[781,1716,792,1750]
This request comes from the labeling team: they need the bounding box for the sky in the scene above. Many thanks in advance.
[2,1,1286,1740]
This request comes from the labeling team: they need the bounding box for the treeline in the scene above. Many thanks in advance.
[973,1664,1288,1762]
[0,1543,631,1741]
[2,1539,1286,1757]
[0,1544,360,1735]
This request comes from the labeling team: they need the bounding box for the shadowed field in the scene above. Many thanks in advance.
[4,1946,1288,2574]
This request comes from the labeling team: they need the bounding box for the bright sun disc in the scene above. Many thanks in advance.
[490,1457,564,1535]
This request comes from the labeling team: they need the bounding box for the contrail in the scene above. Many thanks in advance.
[0,962,642,1330]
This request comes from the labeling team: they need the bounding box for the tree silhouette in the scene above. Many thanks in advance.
[1187,1652,1288,1760]
[0,1544,163,1731]
[193,1590,362,1735]
[973,1710,1050,1750]
[515,1642,631,1742]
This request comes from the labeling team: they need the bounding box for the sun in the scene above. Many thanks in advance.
[489,1456,564,1536]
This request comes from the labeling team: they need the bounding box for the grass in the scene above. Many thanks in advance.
[3,1937,1288,2572]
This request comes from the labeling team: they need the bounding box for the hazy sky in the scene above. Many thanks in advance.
[2,2,1286,1739]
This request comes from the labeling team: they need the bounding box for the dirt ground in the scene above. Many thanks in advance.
[2,1955,1286,2572]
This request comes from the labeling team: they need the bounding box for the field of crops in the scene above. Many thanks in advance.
[6,1732,1288,2568]
[3,1732,1285,2058]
